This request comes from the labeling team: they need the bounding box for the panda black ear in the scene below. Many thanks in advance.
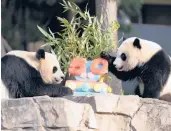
[133,38,141,49]
[36,49,45,60]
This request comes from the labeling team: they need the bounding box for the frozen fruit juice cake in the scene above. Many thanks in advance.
[65,58,112,96]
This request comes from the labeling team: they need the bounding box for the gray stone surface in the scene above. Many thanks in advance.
[1,94,171,131]
[1,96,97,131]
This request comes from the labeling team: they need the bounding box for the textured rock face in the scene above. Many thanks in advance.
[1,94,171,131]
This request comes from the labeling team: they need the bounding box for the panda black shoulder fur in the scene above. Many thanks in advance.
[101,37,171,102]
[1,49,73,99]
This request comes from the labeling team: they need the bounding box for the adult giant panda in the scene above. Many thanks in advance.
[1,49,73,99]
[101,37,171,102]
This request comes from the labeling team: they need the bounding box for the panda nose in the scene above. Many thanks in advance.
[61,76,64,80]
[55,78,59,82]
[113,64,116,67]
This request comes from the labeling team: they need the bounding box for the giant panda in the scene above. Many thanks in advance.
[101,37,171,102]
[1,49,73,99]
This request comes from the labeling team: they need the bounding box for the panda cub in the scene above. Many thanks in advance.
[1,49,73,99]
[101,37,171,101]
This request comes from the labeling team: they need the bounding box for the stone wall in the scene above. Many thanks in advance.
[1,94,171,131]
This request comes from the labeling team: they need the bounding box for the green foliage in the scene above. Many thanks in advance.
[38,0,120,73]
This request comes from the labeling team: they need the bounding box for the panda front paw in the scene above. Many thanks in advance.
[100,51,116,65]
[100,51,111,61]
[61,86,73,96]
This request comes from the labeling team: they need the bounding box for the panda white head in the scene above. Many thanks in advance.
[36,49,65,84]
[113,37,162,71]
[7,49,65,84]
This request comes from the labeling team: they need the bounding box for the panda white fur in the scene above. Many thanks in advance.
[1,49,73,99]
[101,37,171,102]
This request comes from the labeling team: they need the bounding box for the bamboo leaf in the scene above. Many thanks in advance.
[48,27,55,38]
[37,25,53,39]
[51,48,56,56]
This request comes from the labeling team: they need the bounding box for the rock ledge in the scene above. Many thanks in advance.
[1,94,171,131]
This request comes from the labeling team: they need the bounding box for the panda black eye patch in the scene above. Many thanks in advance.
[121,53,126,61]
[53,66,58,73]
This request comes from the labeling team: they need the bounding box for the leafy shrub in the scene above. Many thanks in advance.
[38,0,120,73]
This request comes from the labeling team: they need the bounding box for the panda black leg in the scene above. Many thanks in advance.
[142,81,161,98]
[3,80,25,99]
[134,85,142,97]
[142,86,160,98]
[53,86,73,97]
[36,85,73,97]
